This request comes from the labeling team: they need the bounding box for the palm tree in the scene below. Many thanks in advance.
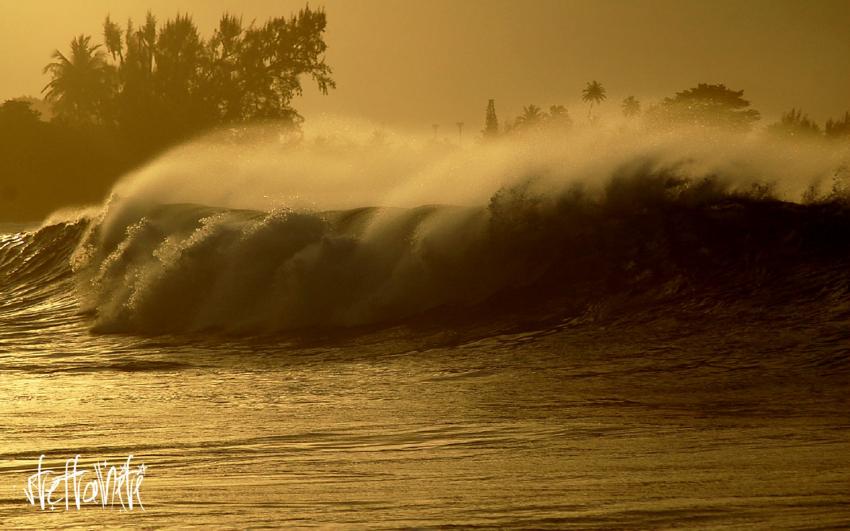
[103,16,124,63]
[155,14,204,97]
[621,96,640,118]
[548,104,567,118]
[581,80,606,120]
[514,104,544,129]
[547,104,572,127]
[43,35,112,126]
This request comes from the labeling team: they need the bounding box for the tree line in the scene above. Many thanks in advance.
[0,6,333,221]
[483,81,850,140]
[45,7,333,153]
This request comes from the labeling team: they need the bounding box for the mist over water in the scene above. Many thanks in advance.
[108,116,848,213]
[57,118,849,333]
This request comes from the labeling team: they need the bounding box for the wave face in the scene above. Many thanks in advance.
[0,220,84,311]
[54,174,850,335]
[4,122,850,336]
[69,202,491,332]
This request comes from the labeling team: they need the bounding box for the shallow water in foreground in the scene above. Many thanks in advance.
[1,302,848,529]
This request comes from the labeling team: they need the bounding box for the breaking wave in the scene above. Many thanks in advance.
[3,120,850,335]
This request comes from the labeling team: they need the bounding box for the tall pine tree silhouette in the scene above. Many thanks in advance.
[483,99,499,138]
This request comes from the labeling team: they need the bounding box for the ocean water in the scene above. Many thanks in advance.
[2,124,850,528]
[1,184,849,529]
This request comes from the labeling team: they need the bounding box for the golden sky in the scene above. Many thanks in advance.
[1,0,848,129]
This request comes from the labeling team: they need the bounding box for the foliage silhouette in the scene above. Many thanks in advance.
[825,112,850,139]
[0,99,124,221]
[582,80,606,119]
[547,105,572,128]
[652,83,759,131]
[621,96,640,118]
[483,99,499,138]
[767,108,821,139]
[0,100,42,127]
[43,35,112,127]
[503,103,571,134]
[91,7,334,155]
[1,5,335,221]
[515,104,544,129]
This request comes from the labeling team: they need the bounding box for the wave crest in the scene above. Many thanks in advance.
[7,121,849,334]
[67,168,850,334]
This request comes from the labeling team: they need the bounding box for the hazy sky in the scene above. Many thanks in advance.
[1,0,848,131]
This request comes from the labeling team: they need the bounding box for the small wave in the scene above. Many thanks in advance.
[0,220,86,296]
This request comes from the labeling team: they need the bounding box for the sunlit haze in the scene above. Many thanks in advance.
[2,2,850,528]
[1,0,849,128]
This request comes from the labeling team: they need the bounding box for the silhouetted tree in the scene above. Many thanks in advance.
[513,104,544,130]
[95,7,334,153]
[483,99,499,137]
[0,99,124,221]
[0,100,42,127]
[233,8,335,122]
[825,112,850,139]
[506,104,572,134]
[768,108,821,139]
[0,100,43,207]
[207,14,246,122]
[43,35,112,127]
[547,105,572,128]
[582,80,606,119]
[9,96,53,121]
[103,16,124,62]
[15,5,335,220]
[107,12,160,149]
[548,105,566,119]
[621,96,640,118]
[155,14,211,136]
[654,83,759,131]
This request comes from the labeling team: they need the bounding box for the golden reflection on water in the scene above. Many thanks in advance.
[1,324,849,528]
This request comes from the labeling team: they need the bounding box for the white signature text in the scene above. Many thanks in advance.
[24,454,145,511]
